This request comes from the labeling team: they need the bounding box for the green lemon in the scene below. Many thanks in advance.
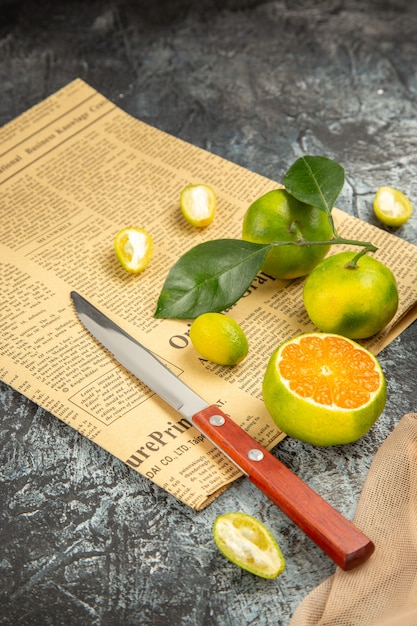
[189,313,248,365]
[303,251,399,339]
[213,512,286,579]
[242,188,333,279]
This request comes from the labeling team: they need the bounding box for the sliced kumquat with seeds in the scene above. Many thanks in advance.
[114,227,153,273]
[373,186,413,227]
[180,183,217,227]
[213,512,286,579]
[263,333,386,446]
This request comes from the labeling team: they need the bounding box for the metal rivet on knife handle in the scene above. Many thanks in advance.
[248,449,264,462]
[209,414,226,426]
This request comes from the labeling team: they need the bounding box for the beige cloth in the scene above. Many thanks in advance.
[290,413,417,626]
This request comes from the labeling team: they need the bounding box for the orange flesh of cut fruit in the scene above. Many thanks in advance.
[278,335,380,409]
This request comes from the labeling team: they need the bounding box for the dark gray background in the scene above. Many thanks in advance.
[1,1,417,624]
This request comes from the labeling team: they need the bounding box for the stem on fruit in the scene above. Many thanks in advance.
[270,236,378,256]
[344,246,375,268]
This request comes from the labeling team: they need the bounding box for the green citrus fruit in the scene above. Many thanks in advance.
[114,227,153,273]
[213,512,286,579]
[303,251,398,339]
[189,313,248,365]
[373,186,413,227]
[180,183,216,227]
[262,333,386,446]
[242,188,333,279]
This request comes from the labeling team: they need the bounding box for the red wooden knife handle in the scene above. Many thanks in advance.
[192,405,374,571]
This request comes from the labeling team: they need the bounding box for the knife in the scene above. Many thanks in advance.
[71,291,374,570]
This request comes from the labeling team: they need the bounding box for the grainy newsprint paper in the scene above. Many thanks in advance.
[1,79,417,509]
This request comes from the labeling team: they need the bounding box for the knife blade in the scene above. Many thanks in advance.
[71,291,374,570]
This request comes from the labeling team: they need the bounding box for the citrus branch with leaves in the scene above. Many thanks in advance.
[154,155,378,320]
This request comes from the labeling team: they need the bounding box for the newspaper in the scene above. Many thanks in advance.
[1,79,417,510]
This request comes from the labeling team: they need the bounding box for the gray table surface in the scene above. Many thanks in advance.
[1,1,417,624]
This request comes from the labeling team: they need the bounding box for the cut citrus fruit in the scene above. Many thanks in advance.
[303,251,398,339]
[114,227,153,273]
[180,183,216,227]
[213,512,286,579]
[263,333,386,446]
[189,313,249,365]
[373,186,413,227]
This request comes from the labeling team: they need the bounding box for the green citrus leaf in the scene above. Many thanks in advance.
[283,155,345,215]
[154,239,271,319]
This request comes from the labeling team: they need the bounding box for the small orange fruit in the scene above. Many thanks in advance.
[189,313,248,366]
[262,333,386,446]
